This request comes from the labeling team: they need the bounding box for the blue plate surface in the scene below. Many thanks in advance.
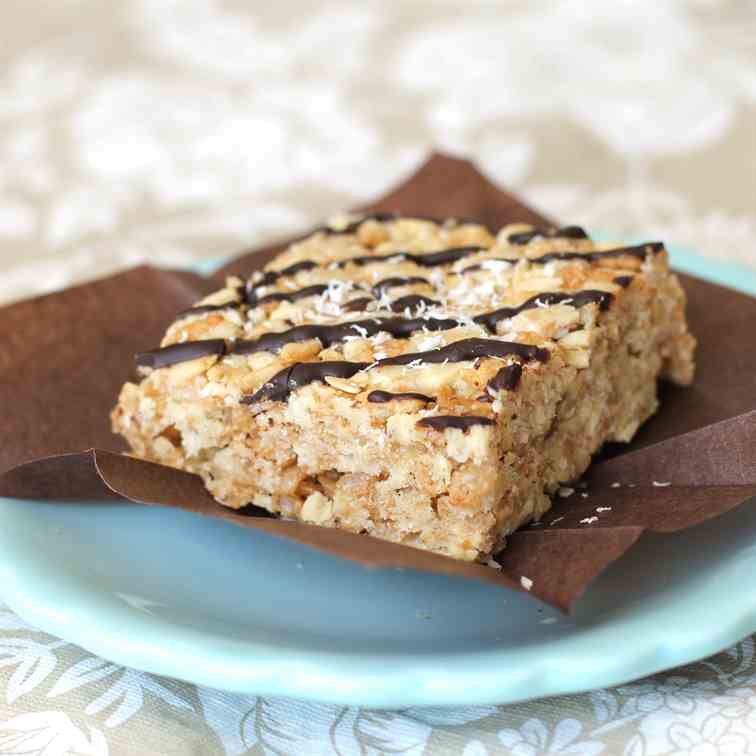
[0,247,754,707]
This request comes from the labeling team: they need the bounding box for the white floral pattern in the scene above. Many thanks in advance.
[0,712,108,756]
[0,0,753,308]
[1,0,755,754]
[498,719,604,755]
[396,1,755,158]
[5,601,756,755]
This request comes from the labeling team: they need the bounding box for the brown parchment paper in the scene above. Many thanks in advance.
[1,152,755,612]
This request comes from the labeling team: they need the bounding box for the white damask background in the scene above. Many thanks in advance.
[1,0,755,754]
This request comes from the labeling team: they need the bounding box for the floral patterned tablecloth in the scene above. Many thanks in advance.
[1,1,755,753]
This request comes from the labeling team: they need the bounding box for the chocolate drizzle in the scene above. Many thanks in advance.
[614,275,634,288]
[255,284,329,306]
[417,416,496,432]
[459,261,505,274]
[234,288,612,356]
[320,212,490,236]
[389,295,441,313]
[136,339,227,369]
[232,316,463,356]
[146,283,612,373]
[459,243,664,274]
[245,243,663,309]
[148,284,611,370]
[341,293,442,315]
[334,246,485,270]
[246,260,320,305]
[508,225,589,245]
[367,390,435,404]
[473,290,613,332]
[242,361,369,403]
[342,297,374,312]
[320,212,399,235]
[239,338,549,404]
[372,276,430,298]
[488,363,524,393]
[377,338,550,367]
[534,242,663,266]
[176,302,241,319]
[246,246,483,305]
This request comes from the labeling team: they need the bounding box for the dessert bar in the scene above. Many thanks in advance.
[112,215,695,560]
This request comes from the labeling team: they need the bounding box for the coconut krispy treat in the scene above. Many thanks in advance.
[112,214,696,561]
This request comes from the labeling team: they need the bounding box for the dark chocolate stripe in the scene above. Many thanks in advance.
[246,260,320,305]
[488,363,523,392]
[474,290,613,332]
[255,284,329,306]
[246,246,482,305]
[176,302,241,319]
[242,361,369,403]
[367,390,435,404]
[418,416,496,432]
[320,213,491,236]
[232,316,463,356]
[334,246,485,270]
[508,225,589,245]
[389,295,441,313]
[319,212,399,235]
[177,287,607,361]
[535,243,663,265]
[342,297,374,312]
[614,275,634,288]
[459,260,510,274]
[248,271,278,291]
[281,260,320,276]
[459,243,664,274]
[136,339,227,369]
[246,242,660,307]
[377,338,550,367]
[341,294,442,314]
[240,338,548,403]
[372,276,430,298]
[156,286,610,369]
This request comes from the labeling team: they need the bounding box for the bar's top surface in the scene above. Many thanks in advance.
[135,215,673,414]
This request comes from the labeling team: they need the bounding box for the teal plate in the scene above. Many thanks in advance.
[0,246,755,708]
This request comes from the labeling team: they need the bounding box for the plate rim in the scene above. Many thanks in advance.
[1,497,756,708]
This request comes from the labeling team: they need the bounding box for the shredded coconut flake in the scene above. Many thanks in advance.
[416,334,444,351]
[580,516,599,524]
[404,358,424,370]
[558,486,575,498]
[429,269,445,286]
[610,482,621,488]
[520,576,533,591]
[596,507,612,512]
[480,259,512,273]
[653,480,672,487]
